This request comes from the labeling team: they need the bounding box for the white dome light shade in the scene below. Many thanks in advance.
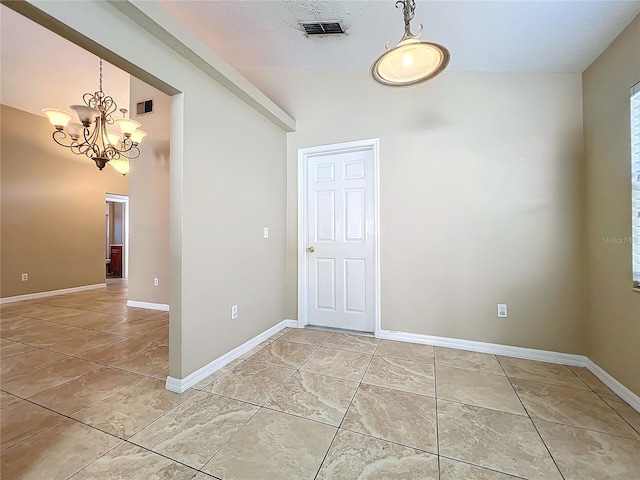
[129,129,147,145]
[70,105,100,126]
[42,109,72,130]
[107,131,122,147]
[66,122,84,141]
[108,158,130,176]
[115,118,141,137]
[371,38,449,86]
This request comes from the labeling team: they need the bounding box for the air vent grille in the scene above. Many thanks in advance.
[300,21,344,36]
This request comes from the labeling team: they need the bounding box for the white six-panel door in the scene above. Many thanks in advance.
[301,142,377,332]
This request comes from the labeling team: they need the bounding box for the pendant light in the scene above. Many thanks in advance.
[371,0,449,87]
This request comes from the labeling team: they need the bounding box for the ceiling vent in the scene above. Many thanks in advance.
[300,21,345,36]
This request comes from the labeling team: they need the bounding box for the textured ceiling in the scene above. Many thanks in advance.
[158,0,640,73]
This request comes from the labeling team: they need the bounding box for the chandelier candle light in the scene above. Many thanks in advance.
[42,59,147,175]
[371,0,449,86]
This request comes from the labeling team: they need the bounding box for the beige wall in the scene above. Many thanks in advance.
[0,105,129,298]
[583,15,640,396]
[20,1,289,379]
[241,69,586,354]
[127,77,171,305]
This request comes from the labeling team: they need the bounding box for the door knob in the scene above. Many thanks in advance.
[307,246,315,253]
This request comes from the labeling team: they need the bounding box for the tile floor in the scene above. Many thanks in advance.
[1,282,640,479]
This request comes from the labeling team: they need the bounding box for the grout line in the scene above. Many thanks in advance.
[496,356,567,480]
[311,339,378,480]
[434,352,441,480]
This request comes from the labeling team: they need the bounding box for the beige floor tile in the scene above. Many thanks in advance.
[439,457,523,479]
[535,418,640,480]
[207,360,295,405]
[324,333,380,354]
[0,338,37,359]
[70,441,196,480]
[13,325,79,348]
[600,394,640,433]
[148,311,169,323]
[73,378,194,439]
[76,337,157,364]
[437,400,562,479]
[130,391,258,469]
[51,311,126,329]
[317,429,439,480]
[1,419,122,480]
[191,368,229,390]
[0,390,21,408]
[238,340,272,360]
[1,317,68,342]
[203,408,336,479]
[248,340,317,368]
[436,365,526,415]
[301,347,371,382]
[343,383,437,453]
[568,366,615,394]
[152,368,169,380]
[136,324,169,345]
[1,357,102,398]
[98,317,159,337]
[85,302,129,315]
[362,355,435,397]
[266,371,358,426]
[29,367,145,416]
[1,400,65,450]
[375,339,434,363]
[512,379,639,439]
[436,347,504,375]
[1,348,67,379]
[52,330,125,355]
[498,357,587,389]
[111,345,168,376]
[279,328,334,345]
[122,306,165,319]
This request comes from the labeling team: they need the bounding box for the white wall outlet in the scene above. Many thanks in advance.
[21,273,28,281]
[231,304,238,319]
[497,303,508,318]
[153,277,159,287]
[263,227,269,239]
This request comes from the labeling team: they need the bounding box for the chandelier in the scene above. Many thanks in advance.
[371,0,449,87]
[42,59,147,176]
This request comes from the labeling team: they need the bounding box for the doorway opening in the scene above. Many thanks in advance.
[105,193,130,280]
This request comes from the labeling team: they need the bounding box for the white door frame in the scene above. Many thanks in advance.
[106,193,130,279]
[298,138,381,336]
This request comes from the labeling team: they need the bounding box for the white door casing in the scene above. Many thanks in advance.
[298,139,380,334]
[105,193,130,279]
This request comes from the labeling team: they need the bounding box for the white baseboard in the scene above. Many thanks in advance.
[126,300,169,312]
[0,283,107,304]
[378,329,587,366]
[165,319,297,393]
[585,358,640,412]
[379,329,639,413]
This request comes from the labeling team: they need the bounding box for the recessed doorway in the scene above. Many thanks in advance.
[105,193,129,280]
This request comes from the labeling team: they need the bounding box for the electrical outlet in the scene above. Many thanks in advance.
[153,277,159,287]
[497,304,508,318]
[231,304,238,320]
[21,273,28,281]
[263,227,269,239]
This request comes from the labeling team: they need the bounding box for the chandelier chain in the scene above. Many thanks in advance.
[99,58,103,93]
